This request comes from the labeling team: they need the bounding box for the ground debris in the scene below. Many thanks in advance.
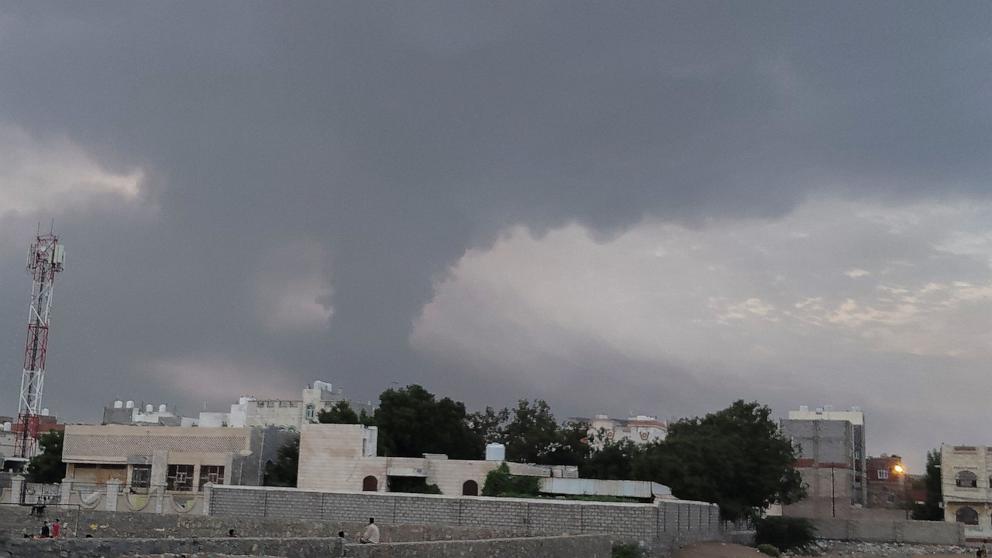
[784,540,973,557]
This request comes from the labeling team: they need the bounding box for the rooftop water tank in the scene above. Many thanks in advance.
[2,422,11,432]
[485,443,506,461]
[146,404,154,413]
[41,408,49,416]
[113,400,124,409]
[159,404,167,413]
[126,400,134,409]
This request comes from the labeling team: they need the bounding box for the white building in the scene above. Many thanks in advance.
[223,381,373,430]
[584,415,667,448]
[940,444,992,538]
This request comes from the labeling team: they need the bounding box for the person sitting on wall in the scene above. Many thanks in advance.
[359,517,379,544]
[51,518,61,538]
[39,521,50,538]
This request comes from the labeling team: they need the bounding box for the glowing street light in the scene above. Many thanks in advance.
[894,464,905,474]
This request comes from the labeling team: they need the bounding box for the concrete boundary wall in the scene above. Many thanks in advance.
[0,534,610,558]
[210,485,722,555]
[0,536,344,558]
[344,534,611,558]
[811,518,964,545]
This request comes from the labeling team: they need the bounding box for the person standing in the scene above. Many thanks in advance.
[359,517,379,544]
[51,518,61,538]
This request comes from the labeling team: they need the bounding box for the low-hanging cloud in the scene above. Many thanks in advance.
[0,3,989,467]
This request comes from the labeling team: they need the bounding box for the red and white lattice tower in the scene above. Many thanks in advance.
[15,232,64,458]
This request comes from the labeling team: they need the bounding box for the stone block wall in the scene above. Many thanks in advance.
[210,485,722,555]
[810,517,965,545]
[343,534,611,558]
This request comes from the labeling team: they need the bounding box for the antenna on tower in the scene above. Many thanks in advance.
[14,230,65,460]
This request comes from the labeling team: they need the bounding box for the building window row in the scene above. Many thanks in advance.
[165,464,224,492]
[956,470,978,488]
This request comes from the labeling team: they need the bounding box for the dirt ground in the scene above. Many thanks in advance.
[674,542,767,558]
[674,543,970,558]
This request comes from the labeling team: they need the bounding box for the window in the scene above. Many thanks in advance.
[877,469,888,480]
[131,465,151,490]
[362,476,378,492]
[199,465,225,487]
[956,506,979,525]
[462,480,479,496]
[166,464,194,491]
[956,470,978,488]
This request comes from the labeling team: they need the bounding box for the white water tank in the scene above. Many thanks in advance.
[485,443,506,461]
[146,404,154,413]
[159,404,167,413]
[2,422,11,432]
[41,408,49,416]
[113,400,124,409]
[126,400,135,409]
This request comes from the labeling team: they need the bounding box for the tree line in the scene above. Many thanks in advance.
[268,383,806,520]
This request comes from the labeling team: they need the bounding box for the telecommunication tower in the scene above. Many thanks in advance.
[15,231,65,458]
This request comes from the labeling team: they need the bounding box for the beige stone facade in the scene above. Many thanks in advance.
[940,444,992,538]
[298,424,552,496]
[63,424,251,493]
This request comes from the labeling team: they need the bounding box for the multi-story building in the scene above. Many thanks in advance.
[865,454,908,509]
[222,381,374,430]
[786,406,866,506]
[582,415,667,448]
[940,444,992,538]
[61,424,294,490]
[781,417,856,518]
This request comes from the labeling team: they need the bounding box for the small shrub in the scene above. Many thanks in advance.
[756,543,781,557]
[754,516,816,553]
[611,542,643,558]
[482,463,540,497]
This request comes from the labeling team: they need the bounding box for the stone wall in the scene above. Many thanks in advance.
[343,534,611,558]
[811,518,965,545]
[210,485,722,555]
[0,504,520,541]
[0,533,610,558]
[0,536,344,558]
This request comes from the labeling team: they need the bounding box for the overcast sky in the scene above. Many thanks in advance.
[0,3,989,469]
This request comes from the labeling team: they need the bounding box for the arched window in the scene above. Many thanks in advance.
[956,506,979,525]
[956,470,978,488]
[462,480,479,496]
[362,476,378,492]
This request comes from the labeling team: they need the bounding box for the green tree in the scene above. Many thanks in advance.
[633,400,804,521]
[317,400,360,424]
[582,438,639,480]
[374,384,483,459]
[503,400,561,464]
[911,449,943,520]
[468,406,509,444]
[26,430,66,483]
[263,438,299,487]
[481,462,540,497]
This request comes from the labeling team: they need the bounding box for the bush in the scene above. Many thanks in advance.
[482,463,540,497]
[756,543,781,557]
[611,543,643,558]
[754,517,816,553]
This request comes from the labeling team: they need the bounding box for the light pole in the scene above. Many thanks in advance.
[894,463,909,519]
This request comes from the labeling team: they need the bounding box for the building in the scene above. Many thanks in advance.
[222,381,373,430]
[786,405,866,506]
[297,423,573,497]
[582,415,667,448]
[103,400,193,427]
[866,454,909,509]
[102,381,373,431]
[781,417,856,518]
[940,444,992,538]
[61,424,295,491]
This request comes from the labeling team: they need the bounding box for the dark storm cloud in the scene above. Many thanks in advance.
[0,2,989,433]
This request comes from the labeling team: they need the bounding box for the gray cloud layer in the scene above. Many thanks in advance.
[0,3,989,466]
